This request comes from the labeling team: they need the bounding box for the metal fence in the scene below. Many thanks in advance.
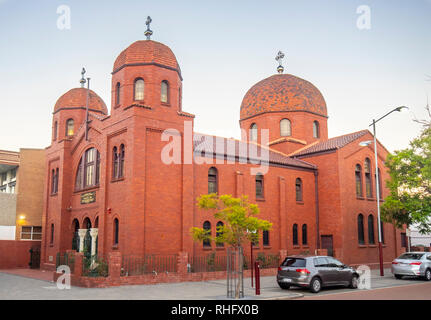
[188,251,280,273]
[121,254,178,276]
[188,252,227,272]
[55,252,75,273]
[254,252,280,269]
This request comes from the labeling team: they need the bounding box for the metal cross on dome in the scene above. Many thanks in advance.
[144,16,153,40]
[275,51,285,74]
[80,67,86,87]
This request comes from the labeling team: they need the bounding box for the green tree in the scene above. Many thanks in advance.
[191,194,272,298]
[381,127,431,234]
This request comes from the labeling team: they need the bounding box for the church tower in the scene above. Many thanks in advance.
[239,51,328,155]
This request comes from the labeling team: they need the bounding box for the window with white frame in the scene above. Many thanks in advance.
[21,226,42,240]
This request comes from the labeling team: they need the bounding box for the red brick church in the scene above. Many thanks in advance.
[40,24,405,271]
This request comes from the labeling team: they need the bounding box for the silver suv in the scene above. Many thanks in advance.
[391,252,431,280]
[277,255,359,293]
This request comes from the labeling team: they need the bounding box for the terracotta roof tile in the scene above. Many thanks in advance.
[240,74,327,120]
[291,130,369,157]
[54,88,108,115]
[193,133,316,170]
[113,40,181,75]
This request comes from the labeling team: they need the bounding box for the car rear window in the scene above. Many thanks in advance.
[398,253,424,260]
[281,258,306,267]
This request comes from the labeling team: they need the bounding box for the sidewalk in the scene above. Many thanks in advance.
[0,267,419,300]
[0,270,301,300]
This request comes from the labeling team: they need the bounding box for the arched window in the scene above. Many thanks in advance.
[302,224,308,245]
[161,80,169,103]
[263,230,270,246]
[280,119,291,137]
[115,82,121,106]
[112,147,118,179]
[83,218,92,229]
[134,78,145,101]
[203,221,211,247]
[357,214,365,244]
[66,119,74,136]
[364,158,373,198]
[114,218,119,245]
[250,123,258,142]
[295,178,303,202]
[255,173,264,198]
[216,221,224,247]
[119,144,125,178]
[313,121,320,138]
[50,224,54,245]
[75,148,100,190]
[51,168,58,194]
[293,224,298,245]
[72,219,79,251]
[368,214,375,244]
[51,169,55,194]
[355,164,363,197]
[208,167,218,194]
[53,121,58,141]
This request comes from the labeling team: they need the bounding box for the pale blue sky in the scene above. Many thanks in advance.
[0,0,430,152]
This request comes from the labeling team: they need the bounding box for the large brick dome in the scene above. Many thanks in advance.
[113,40,181,76]
[240,74,327,120]
[54,88,108,114]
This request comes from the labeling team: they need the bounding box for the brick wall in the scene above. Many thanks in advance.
[0,240,40,269]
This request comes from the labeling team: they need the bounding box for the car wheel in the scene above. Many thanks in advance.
[424,269,431,281]
[394,274,403,280]
[309,277,322,293]
[278,283,291,290]
[349,275,359,289]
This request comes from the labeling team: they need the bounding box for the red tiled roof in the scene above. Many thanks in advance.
[54,88,108,115]
[193,133,316,170]
[291,130,369,157]
[113,40,181,75]
[240,74,327,120]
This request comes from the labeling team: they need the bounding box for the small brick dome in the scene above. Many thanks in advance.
[54,88,108,114]
[240,74,327,120]
[113,40,181,75]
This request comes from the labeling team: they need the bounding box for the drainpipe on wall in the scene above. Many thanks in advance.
[314,169,320,250]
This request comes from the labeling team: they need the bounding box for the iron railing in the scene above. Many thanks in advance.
[121,254,178,276]
[55,252,75,273]
[254,252,280,269]
[188,252,228,273]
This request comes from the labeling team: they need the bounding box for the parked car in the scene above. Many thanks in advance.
[391,252,431,281]
[276,255,359,293]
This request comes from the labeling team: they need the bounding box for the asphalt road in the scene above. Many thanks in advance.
[299,281,431,300]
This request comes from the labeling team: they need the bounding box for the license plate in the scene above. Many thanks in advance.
[283,278,292,282]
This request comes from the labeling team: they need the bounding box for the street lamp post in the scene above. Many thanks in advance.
[361,106,408,277]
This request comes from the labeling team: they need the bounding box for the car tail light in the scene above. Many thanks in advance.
[410,262,422,266]
[278,267,282,271]
[392,262,398,265]
[296,268,311,274]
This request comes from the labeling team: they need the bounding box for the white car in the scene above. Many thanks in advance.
[391,252,431,280]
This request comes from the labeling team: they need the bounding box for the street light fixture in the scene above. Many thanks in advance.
[360,106,408,277]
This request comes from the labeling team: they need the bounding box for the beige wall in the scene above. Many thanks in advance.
[0,192,17,225]
[15,149,45,239]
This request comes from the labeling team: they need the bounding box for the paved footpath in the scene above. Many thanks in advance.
[0,268,428,300]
